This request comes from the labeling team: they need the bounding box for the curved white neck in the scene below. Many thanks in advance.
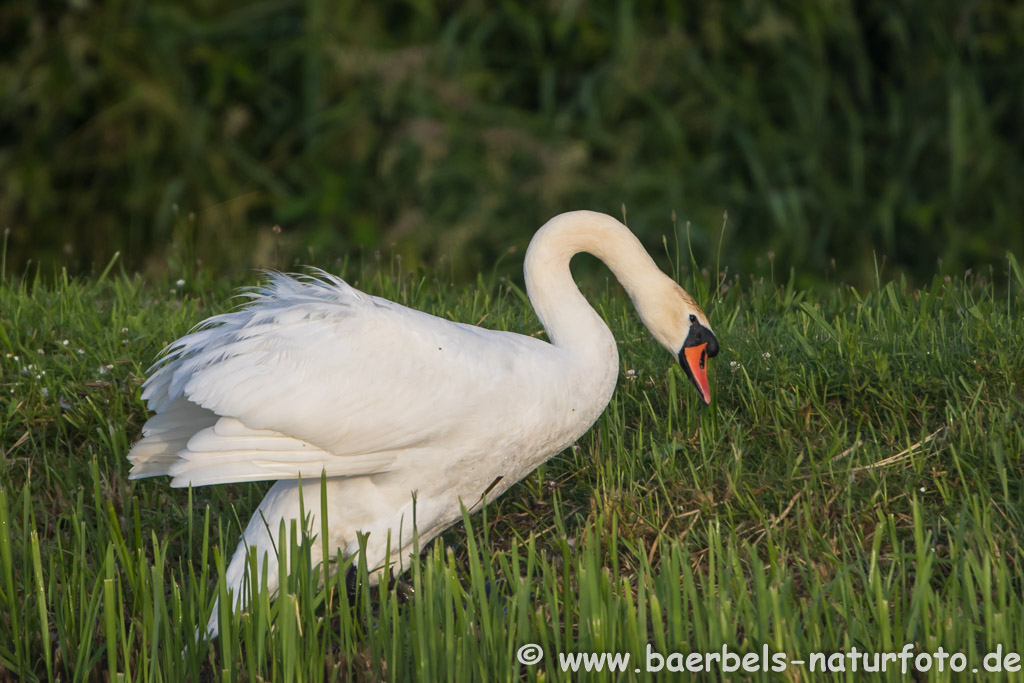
[523,210,671,362]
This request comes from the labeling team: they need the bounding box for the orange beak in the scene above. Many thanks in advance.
[682,343,711,405]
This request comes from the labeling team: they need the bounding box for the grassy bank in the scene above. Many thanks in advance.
[1,255,1022,681]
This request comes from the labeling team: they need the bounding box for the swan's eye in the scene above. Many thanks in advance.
[689,314,697,324]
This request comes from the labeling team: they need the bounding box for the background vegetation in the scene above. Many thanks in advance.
[3,0,1023,284]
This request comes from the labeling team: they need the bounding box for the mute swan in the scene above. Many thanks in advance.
[128,210,718,636]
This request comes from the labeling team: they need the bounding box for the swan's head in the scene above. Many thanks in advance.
[637,279,719,405]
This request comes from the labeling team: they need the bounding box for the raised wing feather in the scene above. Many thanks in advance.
[137,271,547,484]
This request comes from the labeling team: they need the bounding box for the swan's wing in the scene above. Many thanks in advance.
[128,399,400,486]
[136,271,540,486]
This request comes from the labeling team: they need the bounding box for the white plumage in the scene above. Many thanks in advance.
[128,210,718,636]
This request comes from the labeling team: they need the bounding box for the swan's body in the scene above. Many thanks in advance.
[128,210,718,636]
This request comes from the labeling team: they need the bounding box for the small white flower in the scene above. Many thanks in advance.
[169,288,177,295]
[98,366,109,375]
[37,348,45,355]
[12,355,18,362]
[729,361,739,372]
[762,352,771,359]
[919,486,926,493]
[77,349,85,355]
[41,387,49,397]
[120,328,129,334]
[62,340,69,346]
[176,278,186,287]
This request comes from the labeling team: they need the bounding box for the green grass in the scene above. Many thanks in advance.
[1,254,1023,681]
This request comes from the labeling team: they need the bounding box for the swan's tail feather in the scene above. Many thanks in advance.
[165,419,395,486]
[167,456,384,488]
[129,405,396,486]
[128,399,218,479]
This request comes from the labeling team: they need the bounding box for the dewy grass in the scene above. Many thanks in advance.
[1,257,1022,681]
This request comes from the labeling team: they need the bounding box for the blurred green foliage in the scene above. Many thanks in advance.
[2,0,1022,284]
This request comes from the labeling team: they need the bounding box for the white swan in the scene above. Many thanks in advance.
[128,210,718,635]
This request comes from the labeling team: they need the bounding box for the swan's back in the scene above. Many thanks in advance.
[130,271,610,488]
